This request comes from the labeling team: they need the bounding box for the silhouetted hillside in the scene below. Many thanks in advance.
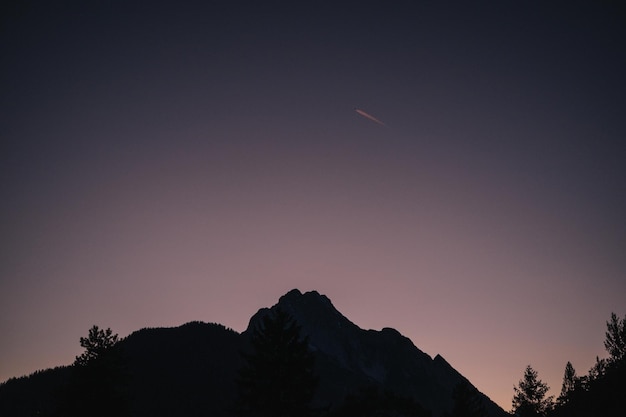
[0,322,243,417]
[122,322,244,416]
[0,366,72,416]
[0,289,511,417]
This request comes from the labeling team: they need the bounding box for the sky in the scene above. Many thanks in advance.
[1,0,625,410]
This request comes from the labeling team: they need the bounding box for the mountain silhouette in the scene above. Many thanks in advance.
[0,289,510,417]
[247,289,508,417]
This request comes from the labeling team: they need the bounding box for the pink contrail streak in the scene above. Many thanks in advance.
[354,108,385,126]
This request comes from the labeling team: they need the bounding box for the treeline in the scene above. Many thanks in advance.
[0,322,243,417]
[0,310,484,417]
[510,312,626,417]
[17,308,624,417]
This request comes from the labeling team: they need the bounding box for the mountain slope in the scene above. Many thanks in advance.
[122,322,244,416]
[246,289,509,417]
[0,289,509,417]
[0,322,243,417]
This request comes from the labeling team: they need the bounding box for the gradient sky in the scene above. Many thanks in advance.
[1,1,625,410]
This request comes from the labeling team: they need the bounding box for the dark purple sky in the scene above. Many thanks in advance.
[2,1,625,409]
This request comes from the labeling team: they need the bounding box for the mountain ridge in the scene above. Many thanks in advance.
[0,288,510,417]
[246,289,508,417]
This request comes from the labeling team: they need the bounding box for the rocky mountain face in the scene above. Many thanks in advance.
[0,289,509,417]
[247,289,509,417]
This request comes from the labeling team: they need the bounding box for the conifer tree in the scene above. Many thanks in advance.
[604,312,626,364]
[587,356,608,383]
[556,361,576,405]
[237,308,318,417]
[511,365,553,417]
[74,325,119,366]
[57,325,129,417]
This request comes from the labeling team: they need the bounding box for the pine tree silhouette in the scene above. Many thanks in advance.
[511,365,552,417]
[56,326,130,417]
[236,308,318,417]
[556,361,576,405]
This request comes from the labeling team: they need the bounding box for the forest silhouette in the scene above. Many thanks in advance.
[0,290,624,417]
[510,312,626,417]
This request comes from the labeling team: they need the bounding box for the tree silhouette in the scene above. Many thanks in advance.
[75,325,119,366]
[57,325,130,417]
[236,308,318,417]
[548,312,626,417]
[556,362,576,405]
[447,380,486,417]
[604,312,626,364]
[512,365,552,417]
[586,356,608,385]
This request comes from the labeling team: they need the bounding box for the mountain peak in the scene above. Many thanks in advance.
[244,289,514,416]
[245,289,354,335]
[278,288,329,303]
[281,288,303,298]
[0,289,510,417]
[278,289,334,310]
